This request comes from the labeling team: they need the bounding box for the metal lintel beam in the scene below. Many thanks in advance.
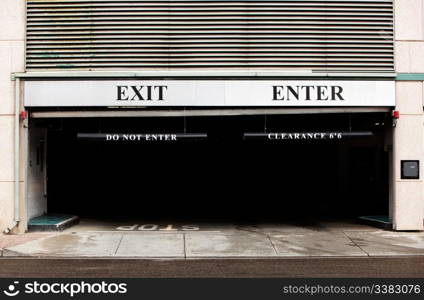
[12,71,397,80]
[30,107,391,119]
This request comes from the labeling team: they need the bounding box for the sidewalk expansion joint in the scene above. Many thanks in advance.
[267,234,278,255]
[114,233,124,255]
[183,233,187,259]
[342,231,370,257]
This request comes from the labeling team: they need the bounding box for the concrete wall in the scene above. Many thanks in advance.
[393,0,424,230]
[0,0,25,233]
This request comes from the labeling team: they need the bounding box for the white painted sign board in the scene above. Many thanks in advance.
[24,80,395,107]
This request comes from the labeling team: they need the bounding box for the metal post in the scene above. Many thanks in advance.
[14,78,20,223]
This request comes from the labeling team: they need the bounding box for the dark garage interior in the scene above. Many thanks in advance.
[40,113,390,223]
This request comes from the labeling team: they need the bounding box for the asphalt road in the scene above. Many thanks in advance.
[1,257,424,278]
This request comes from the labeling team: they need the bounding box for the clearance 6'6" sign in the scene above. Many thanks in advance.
[24,80,395,107]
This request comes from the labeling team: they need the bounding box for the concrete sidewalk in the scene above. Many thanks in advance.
[0,232,51,257]
[2,222,424,258]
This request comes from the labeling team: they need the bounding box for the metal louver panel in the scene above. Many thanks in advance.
[26,0,394,72]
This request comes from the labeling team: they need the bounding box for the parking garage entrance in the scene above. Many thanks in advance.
[27,113,390,227]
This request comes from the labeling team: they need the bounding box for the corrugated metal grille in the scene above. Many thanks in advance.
[26,0,394,72]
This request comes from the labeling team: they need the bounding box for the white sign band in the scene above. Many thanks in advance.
[24,80,395,107]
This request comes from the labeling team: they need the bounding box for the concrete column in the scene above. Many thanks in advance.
[392,82,424,230]
[0,0,25,233]
[393,0,424,230]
